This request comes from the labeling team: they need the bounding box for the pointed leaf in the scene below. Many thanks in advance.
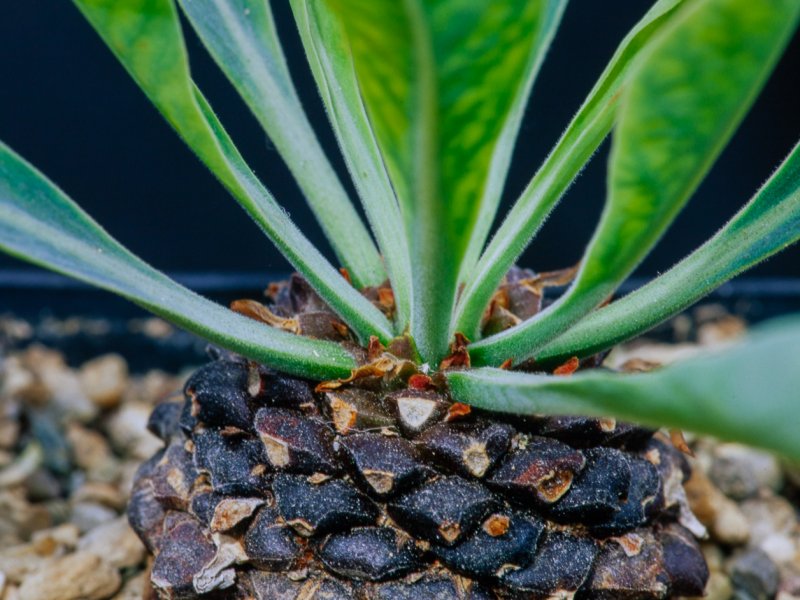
[73,0,394,344]
[454,0,687,340]
[176,0,385,288]
[469,0,800,366]
[328,0,566,362]
[456,0,569,283]
[536,139,800,363]
[449,314,800,460]
[0,142,357,380]
[290,0,412,330]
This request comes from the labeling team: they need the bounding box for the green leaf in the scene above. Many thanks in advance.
[449,314,800,460]
[73,0,394,344]
[290,0,412,331]
[453,0,688,341]
[536,139,800,364]
[0,142,357,380]
[469,0,800,367]
[175,0,385,289]
[328,0,564,363]
[456,0,569,284]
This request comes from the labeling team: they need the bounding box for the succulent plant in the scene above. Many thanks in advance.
[1,0,800,598]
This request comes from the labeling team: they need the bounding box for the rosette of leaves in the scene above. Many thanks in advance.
[2,0,800,598]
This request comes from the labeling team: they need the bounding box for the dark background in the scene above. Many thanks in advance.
[1,0,799,283]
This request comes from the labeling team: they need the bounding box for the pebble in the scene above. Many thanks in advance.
[106,403,162,461]
[690,438,717,476]
[760,534,796,566]
[0,443,43,489]
[17,552,120,600]
[72,482,126,511]
[0,544,52,584]
[1,355,46,404]
[115,460,143,498]
[0,490,51,544]
[687,571,733,600]
[70,501,117,534]
[697,315,747,346]
[19,345,57,368]
[710,443,783,500]
[77,517,145,569]
[684,468,750,545]
[607,342,702,368]
[111,573,147,600]
[43,499,71,526]
[133,317,173,339]
[79,354,129,409]
[0,450,12,469]
[713,502,752,547]
[65,423,118,483]
[25,469,63,501]
[0,315,33,340]
[35,360,98,424]
[739,496,798,548]
[779,574,800,599]
[729,548,780,600]
[0,417,20,450]
[702,543,726,573]
[31,524,80,556]
[26,411,71,476]
[124,369,179,406]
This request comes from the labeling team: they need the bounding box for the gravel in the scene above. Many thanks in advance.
[0,322,191,600]
[0,308,799,599]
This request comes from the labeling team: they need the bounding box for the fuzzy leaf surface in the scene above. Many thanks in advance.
[536,139,800,363]
[72,0,394,344]
[0,142,357,380]
[290,0,412,331]
[176,0,385,288]
[449,315,800,460]
[469,0,800,366]
[456,0,569,283]
[453,0,686,340]
[328,0,561,362]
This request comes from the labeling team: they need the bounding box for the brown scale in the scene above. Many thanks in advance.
[129,273,708,599]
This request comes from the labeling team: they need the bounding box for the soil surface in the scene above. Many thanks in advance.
[0,305,798,600]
